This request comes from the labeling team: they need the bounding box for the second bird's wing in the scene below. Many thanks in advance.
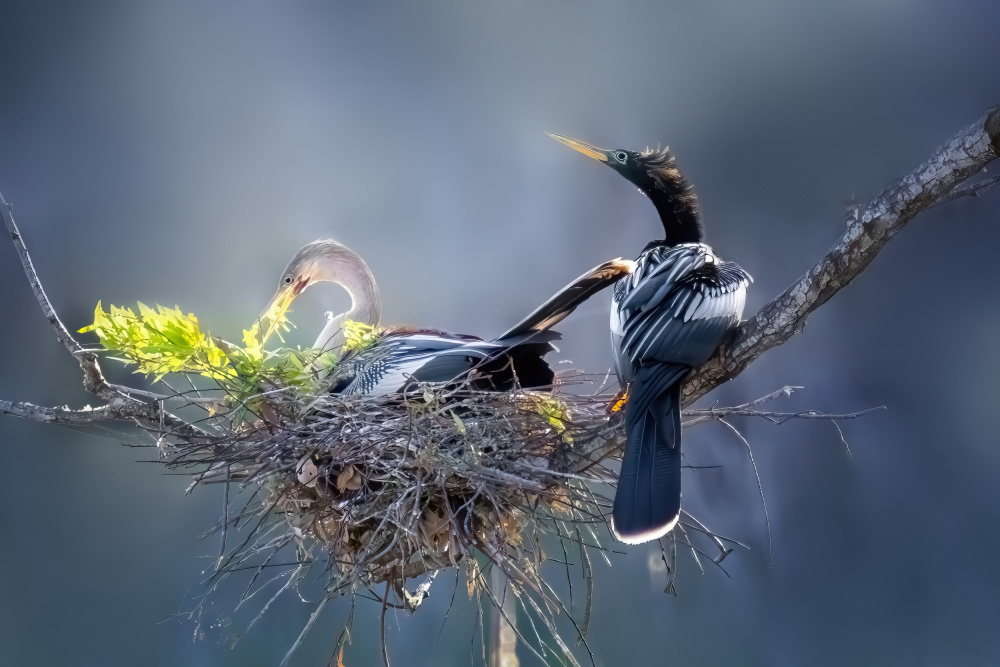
[497,258,634,340]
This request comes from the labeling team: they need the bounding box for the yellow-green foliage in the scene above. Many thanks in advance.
[342,320,379,353]
[78,298,384,406]
[78,302,346,395]
[531,395,574,445]
[79,302,242,381]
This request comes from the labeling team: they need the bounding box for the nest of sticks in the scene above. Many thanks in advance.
[149,358,881,665]
[163,370,652,663]
[141,355,763,665]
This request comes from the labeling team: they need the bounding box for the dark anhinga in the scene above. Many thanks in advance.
[550,134,752,544]
[259,239,633,395]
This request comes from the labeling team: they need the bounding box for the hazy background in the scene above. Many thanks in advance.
[2,2,999,665]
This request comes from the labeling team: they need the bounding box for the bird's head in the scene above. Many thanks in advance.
[259,239,379,342]
[547,133,702,244]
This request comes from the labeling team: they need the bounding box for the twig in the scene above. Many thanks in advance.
[682,405,886,427]
[0,399,118,425]
[929,172,1000,208]
[718,418,772,570]
[682,385,802,426]
[279,596,329,667]
[1,191,85,358]
[380,580,391,667]
[1,190,122,404]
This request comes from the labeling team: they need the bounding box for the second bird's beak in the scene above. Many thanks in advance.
[260,277,309,343]
[546,133,610,163]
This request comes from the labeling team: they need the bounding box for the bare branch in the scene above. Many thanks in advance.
[0,189,124,402]
[1,189,207,436]
[683,107,1000,405]
[0,399,119,425]
[0,396,209,443]
[1,191,85,357]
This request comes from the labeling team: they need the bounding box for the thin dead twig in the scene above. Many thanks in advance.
[682,405,886,427]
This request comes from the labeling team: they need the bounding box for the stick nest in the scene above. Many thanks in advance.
[163,372,632,663]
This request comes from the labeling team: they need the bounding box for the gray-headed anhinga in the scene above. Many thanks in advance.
[260,239,633,395]
[550,134,752,545]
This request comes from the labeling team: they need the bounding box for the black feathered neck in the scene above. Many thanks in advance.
[633,147,702,245]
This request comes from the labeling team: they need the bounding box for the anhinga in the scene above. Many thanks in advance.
[260,239,633,395]
[550,134,752,545]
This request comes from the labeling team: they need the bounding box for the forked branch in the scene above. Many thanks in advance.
[1,193,202,436]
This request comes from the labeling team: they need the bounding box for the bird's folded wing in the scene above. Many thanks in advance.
[620,264,751,367]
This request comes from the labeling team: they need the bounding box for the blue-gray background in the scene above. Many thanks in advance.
[2,2,999,665]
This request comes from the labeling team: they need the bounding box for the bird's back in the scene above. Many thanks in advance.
[612,243,750,381]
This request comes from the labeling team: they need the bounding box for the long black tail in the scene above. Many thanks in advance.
[496,258,634,341]
[612,363,688,544]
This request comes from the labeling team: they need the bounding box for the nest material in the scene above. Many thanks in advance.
[120,364,872,664]
[161,371,651,663]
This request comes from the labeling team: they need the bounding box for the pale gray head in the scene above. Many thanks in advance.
[260,239,382,350]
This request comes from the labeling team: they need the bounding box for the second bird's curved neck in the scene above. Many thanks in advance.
[312,249,382,355]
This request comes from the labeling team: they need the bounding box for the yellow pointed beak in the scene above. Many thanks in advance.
[546,133,609,162]
[259,277,309,343]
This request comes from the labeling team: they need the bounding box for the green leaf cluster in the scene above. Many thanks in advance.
[78,301,342,395]
[342,319,379,353]
[79,301,240,381]
[531,395,574,445]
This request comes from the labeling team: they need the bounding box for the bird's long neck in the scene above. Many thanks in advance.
[312,250,382,355]
[649,182,702,246]
[640,153,703,246]
[652,201,702,245]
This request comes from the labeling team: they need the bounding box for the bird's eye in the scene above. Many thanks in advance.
[283,275,293,285]
[614,151,628,164]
